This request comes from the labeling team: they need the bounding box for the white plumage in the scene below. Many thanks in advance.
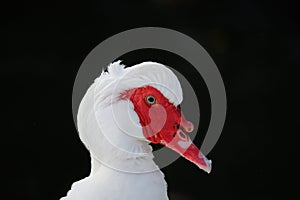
[61,61,184,200]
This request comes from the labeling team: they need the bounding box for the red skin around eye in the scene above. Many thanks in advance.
[124,86,181,144]
[122,85,212,173]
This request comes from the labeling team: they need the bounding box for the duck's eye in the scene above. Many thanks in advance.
[145,95,156,105]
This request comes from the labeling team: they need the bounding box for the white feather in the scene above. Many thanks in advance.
[61,61,183,200]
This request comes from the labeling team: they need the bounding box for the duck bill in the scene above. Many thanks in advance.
[142,105,212,173]
[166,129,212,173]
[166,111,212,173]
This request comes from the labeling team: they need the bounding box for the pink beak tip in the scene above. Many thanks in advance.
[199,158,212,174]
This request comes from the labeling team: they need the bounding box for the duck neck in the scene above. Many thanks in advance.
[86,100,160,174]
[90,117,159,173]
[89,138,158,175]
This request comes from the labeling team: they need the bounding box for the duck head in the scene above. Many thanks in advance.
[77,61,211,173]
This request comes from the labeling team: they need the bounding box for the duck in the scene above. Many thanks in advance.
[61,61,212,200]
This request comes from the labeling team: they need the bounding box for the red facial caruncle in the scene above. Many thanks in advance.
[121,85,211,173]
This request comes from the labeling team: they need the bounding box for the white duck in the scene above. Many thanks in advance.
[61,61,212,200]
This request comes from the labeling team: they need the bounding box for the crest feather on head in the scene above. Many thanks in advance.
[93,61,183,108]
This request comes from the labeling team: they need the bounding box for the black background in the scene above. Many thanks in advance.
[3,0,298,199]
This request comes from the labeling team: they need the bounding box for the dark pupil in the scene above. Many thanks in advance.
[148,96,154,103]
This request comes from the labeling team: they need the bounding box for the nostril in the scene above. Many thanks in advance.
[176,129,187,140]
[179,131,186,139]
[176,124,180,129]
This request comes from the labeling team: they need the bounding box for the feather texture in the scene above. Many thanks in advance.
[61,61,182,200]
